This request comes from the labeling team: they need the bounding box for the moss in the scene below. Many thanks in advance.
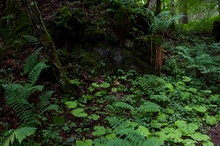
[55,6,72,27]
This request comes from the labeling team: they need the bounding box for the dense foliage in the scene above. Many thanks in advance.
[0,0,220,146]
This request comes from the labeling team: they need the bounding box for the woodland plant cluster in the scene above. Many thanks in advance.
[0,0,220,146]
[1,40,220,146]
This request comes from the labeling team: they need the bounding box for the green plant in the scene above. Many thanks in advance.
[1,49,59,145]
[2,127,37,146]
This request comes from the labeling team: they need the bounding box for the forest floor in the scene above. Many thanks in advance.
[1,34,220,146]
[1,1,220,146]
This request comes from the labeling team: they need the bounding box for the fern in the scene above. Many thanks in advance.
[24,48,43,74]
[37,91,54,111]
[2,84,35,122]
[106,117,151,146]
[106,138,131,146]
[113,101,134,110]
[136,101,161,117]
[2,126,36,146]
[28,61,49,86]
[2,50,52,123]
[133,75,166,95]
[22,35,39,45]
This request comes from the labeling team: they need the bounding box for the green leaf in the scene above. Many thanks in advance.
[202,141,214,146]
[88,114,100,120]
[92,126,106,137]
[92,83,99,87]
[205,115,217,126]
[111,87,117,92]
[136,125,150,137]
[100,82,110,88]
[65,101,77,109]
[70,79,81,86]
[182,76,191,82]
[53,116,65,125]
[187,123,199,134]
[195,106,207,113]
[191,133,210,141]
[71,108,88,117]
[182,139,196,146]
[82,95,93,100]
[15,127,37,143]
[76,139,93,146]
[165,83,174,92]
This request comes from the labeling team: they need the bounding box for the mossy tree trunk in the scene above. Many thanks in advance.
[145,0,157,14]
[23,0,73,93]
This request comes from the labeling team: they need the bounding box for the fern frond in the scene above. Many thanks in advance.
[113,101,134,110]
[93,137,109,145]
[2,127,36,146]
[28,62,49,86]
[24,48,42,74]
[22,35,39,45]
[37,91,54,112]
[2,84,35,122]
[107,117,125,129]
[136,101,160,117]
[106,138,131,146]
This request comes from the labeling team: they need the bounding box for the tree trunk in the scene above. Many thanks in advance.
[170,0,175,31]
[179,0,188,24]
[155,0,161,15]
[23,0,73,93]
[218,0,220,15]
[145,0,157,14]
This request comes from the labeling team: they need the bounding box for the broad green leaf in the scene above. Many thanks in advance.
[92,83,99,87]
[100,82,110,88]
[191,133,210,141]
[65,101,77,109]
[165,83,174,92]
[95,90,107,96]
[151,120,162,128]
[88,114,100,120]
[182,139,196,146]
[53,116,65,125]
[76,139,92,146]
[111,87,117,92]
[182,76,191,82]
[92,126,106,137]
[157,113,167,121]
[82,95,93,100]
[154,131,167,142]
[202,141,214,146]
[205,115,217,126]
[136,125,150,137]
[195,106,207,113]
[175,120,187,130]
[70,79,81,86]
[71,108,88,117]
[187,123,199,134]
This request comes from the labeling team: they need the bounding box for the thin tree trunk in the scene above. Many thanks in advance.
[145,0,157,14]
[218,0,220,15]
[23,0,72,93]
[155,0,161,15]
[170,0,175,31]
[179,0,188,24]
